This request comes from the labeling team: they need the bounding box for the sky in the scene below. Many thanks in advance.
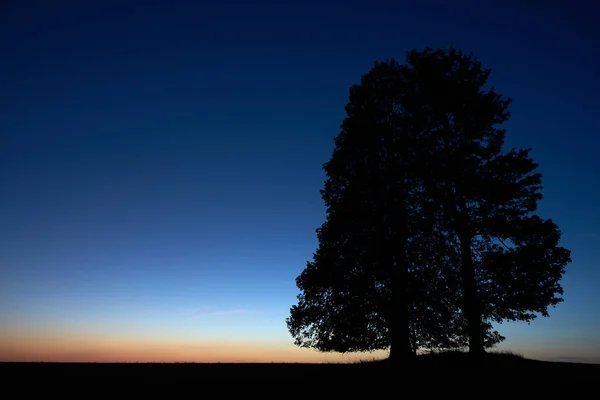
[1,0,599,363]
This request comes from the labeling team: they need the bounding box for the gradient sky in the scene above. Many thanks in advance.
[1,0,599,363]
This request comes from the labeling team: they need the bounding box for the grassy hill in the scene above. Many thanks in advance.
[2,351,598,383]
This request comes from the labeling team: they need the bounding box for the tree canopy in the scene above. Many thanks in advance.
[286,47,571,360]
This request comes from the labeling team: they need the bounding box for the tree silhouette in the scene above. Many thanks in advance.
[401,47,571,355]
[287,47,571,361]
[286,60,431,360]
[286,59,465,359]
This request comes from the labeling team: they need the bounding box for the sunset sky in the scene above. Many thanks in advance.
[1,0,599,363]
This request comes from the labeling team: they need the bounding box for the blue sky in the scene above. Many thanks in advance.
[1,0,599,363]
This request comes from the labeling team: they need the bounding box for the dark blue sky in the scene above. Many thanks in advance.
[1,0,599,363]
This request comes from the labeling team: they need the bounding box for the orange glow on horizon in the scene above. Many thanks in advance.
[2,332,597,364]
[0,331,383,363]
[5,329,591,364]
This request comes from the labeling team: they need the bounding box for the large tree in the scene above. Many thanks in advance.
[286,59,435,360]
[401,47,571,354]
[286,59,468,360]
[287,47,571,360]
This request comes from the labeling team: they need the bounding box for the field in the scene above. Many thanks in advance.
[2,352,598,391]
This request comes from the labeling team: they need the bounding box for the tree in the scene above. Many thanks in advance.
[286,60,432,360]
[286,58,469,360]
[401,47,571,354]
[287,46,571,360]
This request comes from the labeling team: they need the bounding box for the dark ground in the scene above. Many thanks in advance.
[2,352,599,387]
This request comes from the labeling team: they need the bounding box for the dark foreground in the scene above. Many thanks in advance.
[2,352,598,391]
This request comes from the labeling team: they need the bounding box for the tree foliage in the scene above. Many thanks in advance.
[286,47,571,358]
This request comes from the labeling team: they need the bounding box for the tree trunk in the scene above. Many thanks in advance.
[458,232,485,355]
[456,200,485,356]
[388,235,415,362]
[388,292,414,361]
[441,138,485,356]
[382,138,413,362]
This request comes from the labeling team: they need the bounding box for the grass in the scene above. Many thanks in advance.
[1,351,598,390]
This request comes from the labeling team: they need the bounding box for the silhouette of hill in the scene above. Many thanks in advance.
[2,351,598,389]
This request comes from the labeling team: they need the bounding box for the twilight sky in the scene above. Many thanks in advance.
[1,0,599,363]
